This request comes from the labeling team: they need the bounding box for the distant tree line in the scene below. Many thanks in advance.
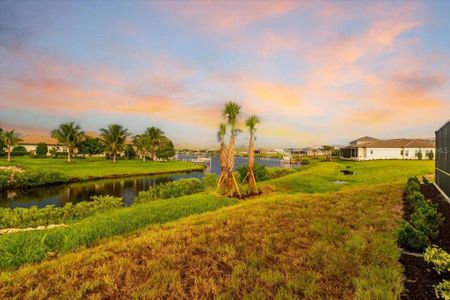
[0,123,175,163]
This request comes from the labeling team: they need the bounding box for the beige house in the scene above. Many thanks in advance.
[19,135,65,154]
[341,136,435,160]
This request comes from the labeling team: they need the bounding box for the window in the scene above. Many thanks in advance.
[370,150,373,154]
[405,150,409,157]
[401,150,404,155]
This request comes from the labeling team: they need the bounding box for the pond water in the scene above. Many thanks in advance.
[0,156,289,208]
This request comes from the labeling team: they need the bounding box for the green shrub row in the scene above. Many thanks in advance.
[0,170,69,190]
[137,178,205,201]
[0,195,123,229]
[397,176,444,251]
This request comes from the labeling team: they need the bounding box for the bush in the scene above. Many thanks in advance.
[14,170,69,189]
[11,146,28,156]
[300,158,310,165]
[406,191,426,206]
[0,171,11,191]
[424,246,450,274]
[267,167,296,179]
[435,280,450,299]
[427,150,434,160]
[137,178,205,201]
[35,143,48,157]
[410,202,443,240]
[397,221,430,251]
[203,173,218,189]
[237,163,268,183]
[405,177,420,195]
[0,195,123,229]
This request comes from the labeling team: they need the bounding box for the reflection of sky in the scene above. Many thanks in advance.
[1,1,449,148]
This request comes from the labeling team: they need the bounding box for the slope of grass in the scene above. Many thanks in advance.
[0,184,404,299]
[266,160,434,193]
[0,193,237,270]
[0,157,203,179]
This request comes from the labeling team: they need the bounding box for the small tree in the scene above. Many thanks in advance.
[321,145,334,161]
[35,143,48,157]
[427,150,434,160]
[124,144,137,159]
[77,137,105,159]
[100,124,130,163]
[417,150,423,160]
[4,130,22,162]
[51,122,85,163]
[156,139,175,161]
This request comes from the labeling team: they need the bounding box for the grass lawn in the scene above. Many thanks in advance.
[0,157,203,179]
[0,160,435,298]
[0,184,404,298]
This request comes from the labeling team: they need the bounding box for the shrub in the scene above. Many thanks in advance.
[203,173,218,189]
[14,170,69,189]
[427,150,434,160]
[267,167,296,180]
[0,195,123,229]
[300,158,310,165]
[405,191,426,206]
[0,170,11,191]
[11,146,28,156]
[410,200,443,240]
[35,143,48,157]
[137,178,205,201]
[397,221,430,251]
[405,177,420,195]
[416,151,423,160]
[237,163,268,183]
[424,246,450,274]
[435,280,450,299]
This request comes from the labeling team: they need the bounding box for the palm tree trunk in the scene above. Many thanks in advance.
[113,152,116,163]
[143,152,146,162]
[67,147,71,163]
[248,135,256,193]
[218,141,227,191]
[226,131,240,196]
[7,147,11,162]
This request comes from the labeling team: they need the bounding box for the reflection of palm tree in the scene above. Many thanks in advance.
[145,127,164,160]
[51,122,84,163]
[245,115,260,194]
[223,102,241,196]
[100,124,130,163]
[3,130,22,162]
[216,123,227,191]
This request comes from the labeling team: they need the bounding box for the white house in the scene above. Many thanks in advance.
[19,135,63,154]
[340,136,435,160]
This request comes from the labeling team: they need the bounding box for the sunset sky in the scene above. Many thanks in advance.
[1,0,449,148]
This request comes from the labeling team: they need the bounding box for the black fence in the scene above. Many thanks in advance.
[436,120,450,198]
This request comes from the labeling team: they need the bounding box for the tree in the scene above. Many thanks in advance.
[145,127,165,160]
[216,123,227,192]
[3,130,22,162]
[51,122,85,163]
[417,150,423,160]
[76,137,105,159]
[427,150,434,160]
[124,144,137,159]
[132,135,151,162]
[156,138,175,160]
[35,143,48,157]
[223,101,241,196]
[245,115,260,194]
[321,145,335,161]
[0,128,5,156]
[99,124,130,163]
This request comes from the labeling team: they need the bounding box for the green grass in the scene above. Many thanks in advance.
[0,157,203,179]
[0,184,404,298]
[0,193,237,270]
[265,160,434,193]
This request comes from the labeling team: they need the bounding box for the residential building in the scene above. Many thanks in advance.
[340,136,435,160]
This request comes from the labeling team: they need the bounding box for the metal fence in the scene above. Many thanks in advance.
[436,120,450,198]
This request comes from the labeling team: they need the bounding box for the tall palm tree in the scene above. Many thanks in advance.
[132,134,151,162]
[145,127,164,160]
[222,101,241,196]
[216,123,227,191]
[245,115,260,194]
[51,122,84,163]
[3,130,22,162]
[100,124,130,163]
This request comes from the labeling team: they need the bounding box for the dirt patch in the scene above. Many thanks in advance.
[0,224,69,235]
[400,183,450,299]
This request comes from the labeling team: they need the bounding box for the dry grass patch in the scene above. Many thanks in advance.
[0,184,404,299]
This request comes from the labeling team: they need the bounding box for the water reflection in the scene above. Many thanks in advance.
[0,156,288,209]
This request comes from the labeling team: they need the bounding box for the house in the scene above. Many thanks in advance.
[19,135,64,154]
[436,120,450,199]
[340,136,435,160]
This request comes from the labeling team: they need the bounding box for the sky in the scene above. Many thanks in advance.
[0,0,449,149]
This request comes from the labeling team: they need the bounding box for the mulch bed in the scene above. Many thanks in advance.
[400,183,450,299]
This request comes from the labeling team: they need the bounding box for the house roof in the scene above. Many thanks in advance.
[347,138,434,149]
[350,136,379,144]
[20,135,59,145]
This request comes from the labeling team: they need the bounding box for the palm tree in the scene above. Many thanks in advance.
[51,122,84,163]
[216,123,227,191]
[321,145,335,161]
[245,115,260,194]
[145,127,164,160]
[222,101,241,196]
[132,134,151,162]
[100,124,130,163]
[3,130,22,162]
